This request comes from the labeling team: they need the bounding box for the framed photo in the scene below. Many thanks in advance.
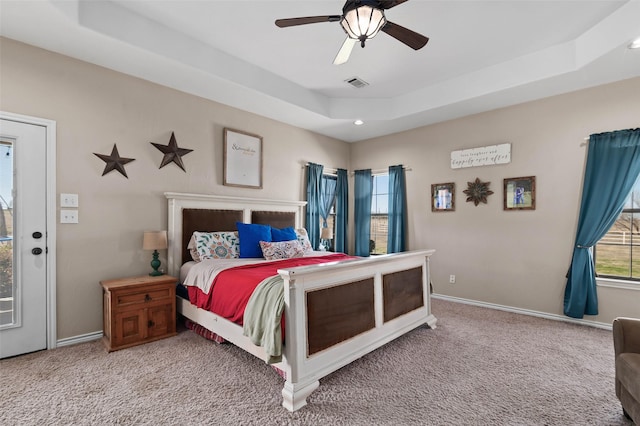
[223,128,263,189]
[504,176,535,210]
[431,182,455,212]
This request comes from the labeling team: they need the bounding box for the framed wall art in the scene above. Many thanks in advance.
[431,182,455,212]
[504,176,536,210]
[223,128,263,189]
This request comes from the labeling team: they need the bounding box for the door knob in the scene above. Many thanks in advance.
[32,247,43,255]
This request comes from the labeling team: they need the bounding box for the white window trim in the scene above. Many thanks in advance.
[596,277,640,291]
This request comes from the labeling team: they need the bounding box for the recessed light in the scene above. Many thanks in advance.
[354,120,364,126]
[629,37,640,49]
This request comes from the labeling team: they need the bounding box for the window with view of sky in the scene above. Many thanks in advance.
[371,174,388,255]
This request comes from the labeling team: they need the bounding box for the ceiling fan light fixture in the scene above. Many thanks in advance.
[341,5,387,46]
[354,119,364,126]
[275,0,429,64]
[628,37,640,49]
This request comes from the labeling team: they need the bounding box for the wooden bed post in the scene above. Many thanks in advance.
[281,275,320,411]
[282,380,320,412]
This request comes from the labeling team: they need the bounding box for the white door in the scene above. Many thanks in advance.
[0,118,48,358]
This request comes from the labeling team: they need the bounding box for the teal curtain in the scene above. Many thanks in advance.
[354,169,372,257]
[334,168,348,254]
[305,163,323,250]
[320,175,337,228]
[388,165,406,253]
[564,128,640,318]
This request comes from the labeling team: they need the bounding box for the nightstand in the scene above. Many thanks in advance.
[100,275,177,352]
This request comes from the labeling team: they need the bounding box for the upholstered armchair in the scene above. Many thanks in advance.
[613,317,640,424]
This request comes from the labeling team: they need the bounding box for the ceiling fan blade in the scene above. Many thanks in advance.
[381,20,429,50]
[378,0,410,9]
[275,15,341,28]
[333,37,357,65]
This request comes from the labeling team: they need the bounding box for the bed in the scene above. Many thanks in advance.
[165,192,437,412]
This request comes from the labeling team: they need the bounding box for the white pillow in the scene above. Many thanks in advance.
[295,228,313,253]
[187,235,201,262]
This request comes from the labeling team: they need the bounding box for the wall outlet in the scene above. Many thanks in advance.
[60,209,79,224]
[60,193,79,207]
[449,274,456,284]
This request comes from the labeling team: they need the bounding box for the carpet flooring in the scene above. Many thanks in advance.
[0,299,632,425]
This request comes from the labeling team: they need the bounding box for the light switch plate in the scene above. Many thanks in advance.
[60,193,79,208]
[60,209,78,224]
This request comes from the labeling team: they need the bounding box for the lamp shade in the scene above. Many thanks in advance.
[143,230,167,250]
[321,227,334,240]
[341,5,386,41]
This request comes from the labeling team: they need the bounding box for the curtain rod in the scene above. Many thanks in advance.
[302,163,412,176]
[302,162,339,176]
[351,166,412,176]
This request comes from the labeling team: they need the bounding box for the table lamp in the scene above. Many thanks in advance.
[320,227,333,251]
[143,230,167,276]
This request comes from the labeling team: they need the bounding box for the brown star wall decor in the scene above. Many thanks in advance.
[463,178,494,206]
[151,132,193,172]
[94,144,135,178]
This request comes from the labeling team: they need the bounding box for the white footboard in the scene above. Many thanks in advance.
[278,249,436,411]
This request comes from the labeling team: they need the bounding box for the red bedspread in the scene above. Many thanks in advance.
[187,253,354,325]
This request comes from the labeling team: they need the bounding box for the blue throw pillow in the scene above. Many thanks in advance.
[236,222,272,258]
[271,226,297,242]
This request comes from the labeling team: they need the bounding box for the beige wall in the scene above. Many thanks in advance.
[2,36,639,341]
[351,77,640,324]
[0,38,350,339]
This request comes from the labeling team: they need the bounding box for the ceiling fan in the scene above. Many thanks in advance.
[275,0,429,65]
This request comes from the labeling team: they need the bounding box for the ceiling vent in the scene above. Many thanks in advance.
[345,77,369,89]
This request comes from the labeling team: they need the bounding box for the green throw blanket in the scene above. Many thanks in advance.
[242,275,284,364]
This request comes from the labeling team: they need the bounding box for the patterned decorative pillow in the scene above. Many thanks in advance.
[295,228,313,253]
[193,231,240,260]
[259,240,305,261]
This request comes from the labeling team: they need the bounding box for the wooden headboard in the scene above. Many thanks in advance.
[165,192,306,278]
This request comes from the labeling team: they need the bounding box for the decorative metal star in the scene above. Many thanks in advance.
[151,132,193,172]
[93,144,135,178]
[463,178,494,206]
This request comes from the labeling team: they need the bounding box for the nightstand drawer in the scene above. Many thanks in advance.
[114,287,172,308]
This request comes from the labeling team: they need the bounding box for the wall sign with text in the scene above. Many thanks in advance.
[450,143,511,169]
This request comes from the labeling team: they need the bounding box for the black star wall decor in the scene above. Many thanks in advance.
[94,144,135,178]
[151,131,193,172]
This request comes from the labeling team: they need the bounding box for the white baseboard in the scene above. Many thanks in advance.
[431,294,612,331]
[55,295,613,348]
[56,331,103,348]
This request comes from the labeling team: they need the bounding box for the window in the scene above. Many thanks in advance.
[319,175,337,250]
[370,174,388,255]
[595,177,640,280]
[0,141,13,326]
